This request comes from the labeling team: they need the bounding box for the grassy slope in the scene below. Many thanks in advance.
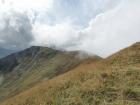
[0,46,96,102]
[1,43,140,105]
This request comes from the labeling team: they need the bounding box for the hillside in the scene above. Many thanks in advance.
[1,42,140,105]
[0,46,101,102]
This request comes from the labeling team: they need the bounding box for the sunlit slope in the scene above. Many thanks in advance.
[0,46,97,101]
[1,43,140,105]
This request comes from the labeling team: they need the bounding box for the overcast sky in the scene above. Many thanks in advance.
[0,0,140,57]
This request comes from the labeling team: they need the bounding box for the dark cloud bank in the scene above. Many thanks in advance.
[0,12,34,49]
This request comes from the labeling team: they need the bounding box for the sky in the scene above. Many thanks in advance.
[0,0,140,57]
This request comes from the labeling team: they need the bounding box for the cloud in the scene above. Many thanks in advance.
[0,0,54,12]
[0,12,34,49]
[75,0,140,57]
[0,0,140,57]
[32,19,78,48]
[32,0,140,57]
[45,0,121,26]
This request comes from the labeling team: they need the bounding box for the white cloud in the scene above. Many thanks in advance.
[32,0,140,57]
[0,0,54,12]
[79,0,140,57]
[44,0,121,26]
[0,0,140,57]
[32,19,80,49]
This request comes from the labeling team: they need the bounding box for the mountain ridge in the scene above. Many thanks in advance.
[1,42,139,105]
[0,46,102,102]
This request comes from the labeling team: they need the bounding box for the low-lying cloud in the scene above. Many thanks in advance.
[77,0,140,57]
[0,0,140,57]
[32,0,140,57]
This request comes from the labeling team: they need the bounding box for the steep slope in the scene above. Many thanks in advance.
[0,46,101,102]
[106,42,140,66]
[0,48,15,58]
[1,42,140,105]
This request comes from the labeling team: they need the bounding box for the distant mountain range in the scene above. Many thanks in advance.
[0,43,140,105]
[0,48,16,58]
